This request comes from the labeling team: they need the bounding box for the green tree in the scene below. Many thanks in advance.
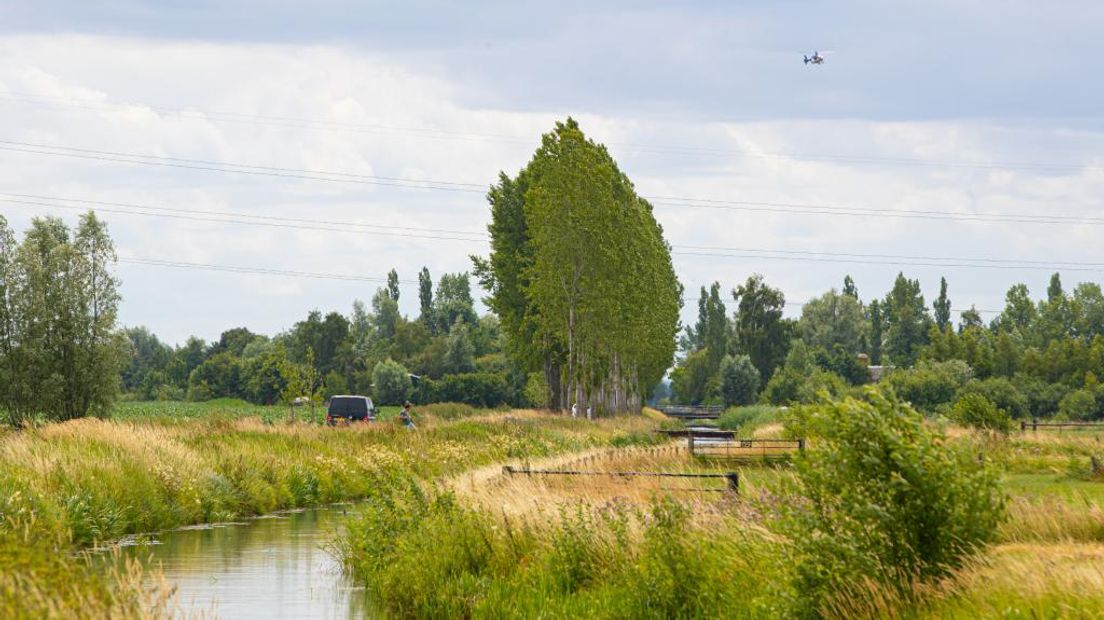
[995,283,1036,335]
[418,267,434,332]
[883,272,932,366]
[868,299,884,364]
[372,359,413,405]
[842,274,858,299]
[718,354,760,406]
[443,319,476,375]
[732,274,790,382]
[386,268,400,302]
[959,305,984,332]
[433,273,478,335]
[0,213,126,424]
[474,118,680,413]
[799,289,868,355]
[933,276,951,331]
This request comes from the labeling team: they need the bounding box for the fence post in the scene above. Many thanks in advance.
[798,438,806,452]
[688,434,696,457]
[1032,418,1038,432]
[503,465,514,476]
[725,472,739,494]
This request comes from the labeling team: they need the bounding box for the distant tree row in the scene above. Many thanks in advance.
[121,269,516,408]
[670,271,1104,421]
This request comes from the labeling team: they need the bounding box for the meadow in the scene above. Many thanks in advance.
[0,402,660,618]
[4,398,1104,618]
[335,402,1104,619]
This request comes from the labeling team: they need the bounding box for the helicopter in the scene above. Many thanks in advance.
[803,51,827,65]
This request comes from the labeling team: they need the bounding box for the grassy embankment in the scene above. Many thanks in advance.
[0,402,661,618]
[337,405,1104,619]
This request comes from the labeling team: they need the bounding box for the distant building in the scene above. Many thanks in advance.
[868,365,891,382]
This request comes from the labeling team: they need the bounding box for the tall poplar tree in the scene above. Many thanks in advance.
[418,267,434,332]
[933,276,952,332]
[474,118,680,414]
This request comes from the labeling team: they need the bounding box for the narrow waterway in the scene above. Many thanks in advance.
[118,505,369,619]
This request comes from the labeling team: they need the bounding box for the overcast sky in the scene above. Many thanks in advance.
[2,1,1103,345]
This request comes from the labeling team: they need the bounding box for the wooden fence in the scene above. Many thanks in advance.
[502,465,739,492]
[1020,419,1104,432]
[659,405,725,420]
[688,437,805,461]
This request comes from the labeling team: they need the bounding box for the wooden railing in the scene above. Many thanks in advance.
[659,405,725,420]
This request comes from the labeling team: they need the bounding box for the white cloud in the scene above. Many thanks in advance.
[0,34,1101,344]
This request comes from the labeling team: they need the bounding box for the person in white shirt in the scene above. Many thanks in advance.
[571,402,578,418]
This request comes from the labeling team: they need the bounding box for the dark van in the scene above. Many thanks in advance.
[327,395,376,426]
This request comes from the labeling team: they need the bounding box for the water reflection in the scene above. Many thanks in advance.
[122,506,369,619]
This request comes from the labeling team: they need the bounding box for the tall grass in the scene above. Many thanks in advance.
[337,480,788,619]
[0,409,658,618]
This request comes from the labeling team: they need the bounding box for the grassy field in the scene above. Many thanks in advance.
[6,399,1104,618]
[0,403,660,618]
[333,415,1104,619]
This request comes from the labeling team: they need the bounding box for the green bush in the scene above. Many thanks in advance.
[956,377,1029,420]
[784,388,1005,617]
[1058,388,1100,420]
[372,359,413,405]
[760,368,847,406]
[882,360,973,413]
[415,372,510,408]
[951,393,1012,433]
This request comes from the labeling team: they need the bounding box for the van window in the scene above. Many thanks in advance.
[329,397,368,416]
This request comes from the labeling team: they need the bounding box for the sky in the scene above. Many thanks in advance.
[1,1,1103,345]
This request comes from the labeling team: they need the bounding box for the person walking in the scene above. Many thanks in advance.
[571,402,578,418]
[399,401,417,430]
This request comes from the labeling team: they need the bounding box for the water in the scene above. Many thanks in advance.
[118,505,370,619]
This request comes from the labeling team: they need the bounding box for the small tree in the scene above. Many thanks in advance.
[373,359,413,405]
[785,388,1005,617]
[719,354,760,406]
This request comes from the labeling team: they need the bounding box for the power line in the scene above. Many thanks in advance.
[120,254,1011,313]
[10,193,1104,273]
[118,257,417,284]
[0,140,486,193]
[0,194,486,242]
[3,91,1099,173]
[4,138,1102,227]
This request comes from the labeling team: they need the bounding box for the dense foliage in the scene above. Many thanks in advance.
[0,213,125,425]
[785,389,1005,617]
[668,270,1104,422]
[474,118,681,415]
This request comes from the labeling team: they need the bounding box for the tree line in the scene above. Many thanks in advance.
[122,268,518,409]
[671,270,1104,421]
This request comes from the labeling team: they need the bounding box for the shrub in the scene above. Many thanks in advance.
[716,405,780,432]
[372,359,413,405]
[415,372,510,408]
[760,368,847,406]
[719,354,760,406]
[956,377,1029,420]
[952,393,1012,433]
[1058,388,1099,421]
[784,388,1005,617]
[882,360,973,413]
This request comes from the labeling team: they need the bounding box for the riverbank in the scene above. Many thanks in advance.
[0,406,661,618]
